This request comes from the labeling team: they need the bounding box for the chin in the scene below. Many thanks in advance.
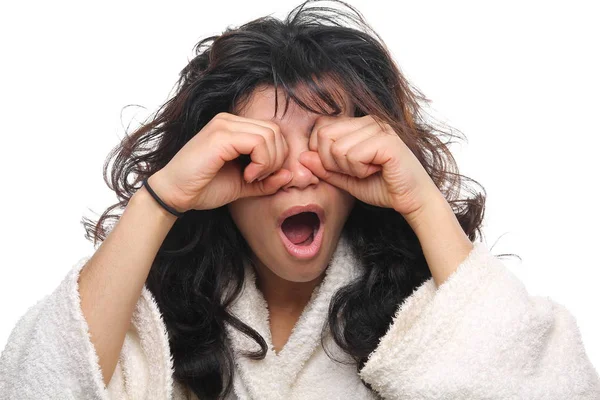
[274,260,330,283]
[250,228,339,284]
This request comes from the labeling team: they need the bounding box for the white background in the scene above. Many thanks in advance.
[1,0,598,371]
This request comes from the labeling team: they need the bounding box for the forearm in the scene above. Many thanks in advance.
[404,189,474,288]
[78,180,177,387]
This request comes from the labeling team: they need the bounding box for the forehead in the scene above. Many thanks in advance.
[234,79,353,125]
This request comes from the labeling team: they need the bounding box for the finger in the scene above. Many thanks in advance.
[217,112,282,133]
[259,122,288,182]
[257,121,283,179]
[218,113,285,176]
[346,135,395,177]
[308,117,335,152]
[239,169,294,198]
[217,120,277,180]
[222,131,272,182]
[310,120,343,173]
[309,115,374,173]
[330,122,382,175]
[309,114,374,151]
[298,151,360,194]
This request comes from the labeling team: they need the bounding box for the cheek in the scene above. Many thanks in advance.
[326,184,356,220]
[227,198,265,238]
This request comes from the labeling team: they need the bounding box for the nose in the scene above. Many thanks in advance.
[281,137,319,191]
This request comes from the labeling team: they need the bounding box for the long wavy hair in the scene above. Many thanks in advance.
[82,1,488,398]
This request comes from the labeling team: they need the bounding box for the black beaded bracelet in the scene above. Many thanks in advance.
[142,178,185,218]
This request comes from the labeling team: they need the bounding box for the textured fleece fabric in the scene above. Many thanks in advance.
[1,234,599,399]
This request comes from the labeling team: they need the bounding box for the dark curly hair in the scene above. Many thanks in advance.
[82,1,488,398]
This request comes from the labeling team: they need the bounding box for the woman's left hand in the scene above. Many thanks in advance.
[299,114,475,288]
[298,114,442,222]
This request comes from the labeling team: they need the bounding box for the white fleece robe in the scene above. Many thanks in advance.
[1,234,599,399]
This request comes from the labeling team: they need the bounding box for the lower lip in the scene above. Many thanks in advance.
[278,222,324,260]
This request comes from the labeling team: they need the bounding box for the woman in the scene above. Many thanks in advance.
[1,1,599,399]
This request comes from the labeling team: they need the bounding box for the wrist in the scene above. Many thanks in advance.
[147,171,188,214]
[129,185,179,224]
[401,187,474,287]
[402,185,448,234]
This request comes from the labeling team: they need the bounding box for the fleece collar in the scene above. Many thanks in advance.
[223,233,360,400]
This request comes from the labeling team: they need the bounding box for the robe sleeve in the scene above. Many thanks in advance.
[0,255,176,400]
[359,241,600,400]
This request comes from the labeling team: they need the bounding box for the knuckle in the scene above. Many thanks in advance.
[257,181,270,195]
[364,114,375,122]
[275,151,285,168]
[347,150,360,164]
[263,125,276,141]
[316,126,330,140]
[283,148,290,163]
[255,133,267,145]
[330,143,345,158]
[265,121,281,135]
[283,139,290,155]
[211,117,228,130]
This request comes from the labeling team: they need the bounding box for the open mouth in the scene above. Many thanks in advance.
[280,211,321,246]
[277,206,325,259]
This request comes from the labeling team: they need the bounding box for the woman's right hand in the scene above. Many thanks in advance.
[146,112,293,213]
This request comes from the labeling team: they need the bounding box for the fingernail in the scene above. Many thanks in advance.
[257,173,270,181]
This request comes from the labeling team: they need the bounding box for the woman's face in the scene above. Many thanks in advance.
[227,83,355,283]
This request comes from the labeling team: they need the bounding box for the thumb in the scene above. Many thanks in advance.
[239,169,293,198]
[298,151,355,192]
